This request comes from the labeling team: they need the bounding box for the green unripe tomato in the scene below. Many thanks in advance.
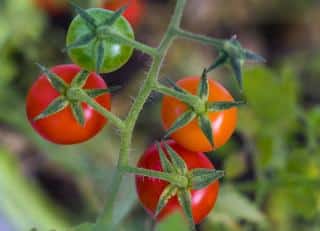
[66,8,134,73]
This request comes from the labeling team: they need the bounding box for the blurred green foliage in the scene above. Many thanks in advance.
[0,0,320,231]
[0,149,68,230]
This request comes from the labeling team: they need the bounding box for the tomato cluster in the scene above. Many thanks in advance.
[26,2,242,228]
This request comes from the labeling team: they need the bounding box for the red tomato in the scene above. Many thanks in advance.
[33,0,68,16]
[135,140,219,224]
[161,77,238,152]
[26,64,111,144]
[101,0,144,27]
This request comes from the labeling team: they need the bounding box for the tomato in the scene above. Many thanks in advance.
[33,0,68,16]
[26,64,111,144]
[135,140,219,224]
[161,77,238,152]
[101,0,144,27]
[66,8,134,73]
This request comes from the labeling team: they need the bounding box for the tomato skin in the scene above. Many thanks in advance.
[26,64,111,144]
[101,0,144,27]
[135,140,219,224]
[66,8,134,73]
[161,77,238,152]
[33,0,68,16]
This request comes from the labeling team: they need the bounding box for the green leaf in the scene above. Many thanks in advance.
[155,212,189,231]
[177,190,195,231]
[0,150,69,231]
[71,70,90,88]
[225,154,247,180]
[112,174,138,227]
[209,185,266,225]
[155,184,178,217]
[85,87,120,98]
[156,143,175,173]
[163,142,188,175]
[164,110,196,138]
[207,101,246,112]
[64,33,95,52]
[244,49,266,63]
[101,5,128,26]
[207,52,229,72]
[33,96,69,121]
[36,63,68,94]
[165,78,189,95]
[190,169,224,189]
[71,102,85,126]
[306,106,320,149]
[240,66,298,134]
[69,223,94,231]
[197,69,209,100]
[198,114,214,147]
[70,2,96,32]
[95,41,105,73]
[230,58,243,89]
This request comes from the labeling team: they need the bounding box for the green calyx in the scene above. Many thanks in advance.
[33,64,113,126]
[123,141,224,227]
[164,70,245,147]
[207,35,266,89]
[65,3,128,73]
[154,141,224,227]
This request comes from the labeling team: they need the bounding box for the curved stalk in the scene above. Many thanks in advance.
[93,1,188,230]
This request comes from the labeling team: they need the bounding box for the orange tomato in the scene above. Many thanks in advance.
[161,77,237,152]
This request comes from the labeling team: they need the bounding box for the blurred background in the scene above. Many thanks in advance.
[0,0,320,230]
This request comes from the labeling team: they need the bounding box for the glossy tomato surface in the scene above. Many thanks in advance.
[135,140,219,224]
[101,0,144,27]
[161,77,238,152]
[66,8,134,73]
[26,64,111,144]
[33,0,68,16]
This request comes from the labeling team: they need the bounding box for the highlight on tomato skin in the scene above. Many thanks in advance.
[135,140,220,224]
[32,0,69,16]
[100,0,144,27]
[161,77,238,152]
[26,64,111,145]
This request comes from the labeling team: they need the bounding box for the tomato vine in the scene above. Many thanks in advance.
[26,0,264,230]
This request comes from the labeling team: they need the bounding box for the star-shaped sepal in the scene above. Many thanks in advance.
[33,64,116,126]
[153,141,224,230]
[64,3,128,73]
[164,70,245,150]
[207,35,266,89]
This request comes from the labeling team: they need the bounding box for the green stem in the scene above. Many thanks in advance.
[94,167,123,231]
[101,28,158,56]
[94,0,189,229]
[121,166,188,188]
[94,56,164,230]
[158,0,186,53]
[153,82,201,106]
[175,28,224,49]
[72,88,125,129]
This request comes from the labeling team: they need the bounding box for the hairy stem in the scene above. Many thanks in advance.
[175,28,225,49]
[122,166,188,188]
[153,82,201,106]
[101,28,158,56]
[73,88,125,129]
[94,0,189,229]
